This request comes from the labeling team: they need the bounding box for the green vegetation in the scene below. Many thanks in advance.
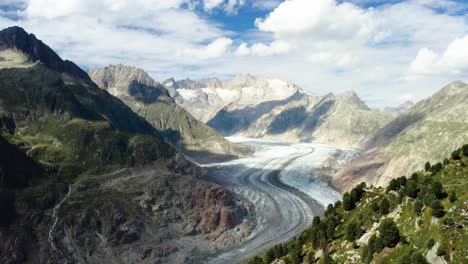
[246,144,468,264]
[0,65,174,184]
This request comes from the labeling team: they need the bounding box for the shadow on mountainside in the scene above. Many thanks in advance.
[208,92,304,136]
[363,112,426,149]
[128,80,168,104]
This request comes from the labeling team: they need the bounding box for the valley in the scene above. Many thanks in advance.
[0,25,466,264]
[203,138,357,263]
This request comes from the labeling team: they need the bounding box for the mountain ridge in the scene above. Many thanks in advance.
[89,64,252,163]
[0,27,250,264]
[335,80,468,191]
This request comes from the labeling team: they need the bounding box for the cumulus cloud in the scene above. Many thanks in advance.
[235,41,290,56]
[182,37,233,59]
[410,35,468,77]
[202,0,246,14]
[204,0,224,11]
[255,0,373,39]
[251,0,282,10]
[0,0,467,107]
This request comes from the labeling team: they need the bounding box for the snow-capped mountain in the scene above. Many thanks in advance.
[164,74,300,123]
[166,74,394,149]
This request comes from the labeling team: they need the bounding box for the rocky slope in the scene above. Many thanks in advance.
[0,26,249,264]
[248,146,468,264]
[212,91,395,149]
[335,81,468,191]
[168,75,394,149]
[89,65,251,164]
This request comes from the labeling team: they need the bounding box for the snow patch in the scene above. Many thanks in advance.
[177,88,199,100]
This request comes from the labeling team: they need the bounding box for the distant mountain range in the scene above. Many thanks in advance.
[164,75,396,149]
[89,65,252,164]
[166,75,468,189]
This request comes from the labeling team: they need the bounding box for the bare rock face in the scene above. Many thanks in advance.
[55,161,250,264]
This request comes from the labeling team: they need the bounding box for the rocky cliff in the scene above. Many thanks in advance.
[89,65,252,164]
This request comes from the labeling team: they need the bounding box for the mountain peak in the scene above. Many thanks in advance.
[232,73,257,85]
[163,78,176,87]
[0,26,90,80]
[336,90,370,110]
[88,64,167,97]
[432,80,468,99]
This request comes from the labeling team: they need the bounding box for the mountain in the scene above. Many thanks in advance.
[0,27,248,263]
[248,146,467,264]
[89,64,252,164]
[210,90,395,149]
[168,75,394,149]
[165,74,300,123]
[334,81,468,191]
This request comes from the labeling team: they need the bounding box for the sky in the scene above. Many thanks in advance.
[0,0,467,107]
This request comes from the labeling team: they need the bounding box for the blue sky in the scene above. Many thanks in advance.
[0,0,468,107]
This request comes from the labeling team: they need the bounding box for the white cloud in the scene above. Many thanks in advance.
[235,42,251,56]
[0,0,467,108]
[235,40,290,56]
[410,35,468,77]
[251,0,282,10]
[409,48,439,75]
[255,0,373,40]
[225,0,246,14]
[202,0,246,13]
[182,37,233,59]
[204,0,224,11]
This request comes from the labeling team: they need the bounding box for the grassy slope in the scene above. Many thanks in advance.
[248,145,467,264]
[0,65,174,183]
[118,92,251,163]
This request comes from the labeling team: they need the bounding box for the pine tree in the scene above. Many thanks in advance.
[403,179,419,198]
[387,179,399,191]
[360,246,372,264]
[345,222,361,241]
[430,181,444,199]
[430,200,445,217]
[343,192,354,211]
[462,144,468,156]
[451,149,461,160]
[378,219,400,248]
[414,199,423,215]
[425,162,431,171]
[431,162,443,173]
[379,198,390,215]
[443,158,450,166]
[312,216,321,226]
